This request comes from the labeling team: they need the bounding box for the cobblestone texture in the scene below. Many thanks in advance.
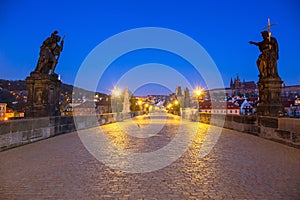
[0,114,300,199]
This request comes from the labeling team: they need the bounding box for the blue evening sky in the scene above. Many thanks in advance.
[0,0,299,95]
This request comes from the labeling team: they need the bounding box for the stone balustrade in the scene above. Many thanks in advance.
[196,112,300,148]
[0,113,131,151]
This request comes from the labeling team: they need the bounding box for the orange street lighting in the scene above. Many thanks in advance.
[112,88,121,97]
[174,100,179,105]
[194,87,203,112]
[194,87,202,97]
[138,100,142,105]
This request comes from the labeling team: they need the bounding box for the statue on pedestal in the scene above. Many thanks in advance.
[34,30,65,75]
[249,19,283,116]
[26,30,65,118]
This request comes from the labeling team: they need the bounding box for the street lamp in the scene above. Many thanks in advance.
[194,87,203,111]
[112,88,121,98]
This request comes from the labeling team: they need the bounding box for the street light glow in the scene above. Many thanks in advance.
[174,100,179,105]
[112,88,121,97]
[194,87,202,97]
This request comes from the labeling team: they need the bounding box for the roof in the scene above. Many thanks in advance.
[199,101,239,109]
[73,101,95,108]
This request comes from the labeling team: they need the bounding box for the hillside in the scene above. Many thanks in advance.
[0,79,108,107]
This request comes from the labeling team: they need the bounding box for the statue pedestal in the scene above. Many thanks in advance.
[25,72,61,118]
[257,77,284,117]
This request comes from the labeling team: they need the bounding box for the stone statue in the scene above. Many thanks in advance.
[34,30,65,75]
[122,87,131,113]
[249,19,283,116]
[249,30,279,78]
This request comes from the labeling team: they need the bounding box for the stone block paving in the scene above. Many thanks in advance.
[0,115,300,199]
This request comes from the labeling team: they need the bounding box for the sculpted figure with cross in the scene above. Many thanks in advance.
[249,18,279,78]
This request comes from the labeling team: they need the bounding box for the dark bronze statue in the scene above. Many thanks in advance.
[249,19,284,116]
[34,30,65,75]
[249,31,279,79]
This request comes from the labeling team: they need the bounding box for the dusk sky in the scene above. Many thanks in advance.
[1,0,299,95]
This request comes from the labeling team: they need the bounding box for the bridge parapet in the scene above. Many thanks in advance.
[0,113,132,151]
[182,111,300,149]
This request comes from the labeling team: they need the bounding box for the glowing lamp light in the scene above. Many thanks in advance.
[195,88,202,97]
[174,100,179,105]
[112,88,121,97]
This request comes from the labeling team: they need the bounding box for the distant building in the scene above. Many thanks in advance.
[199,101,240,115]
[73,101,96,116]
[230,74,256,90]
[239,99,254,115]
[229,74,258,97]
[95,94,112,114]
[282,85,300,100]
[183,88,191,108]
[5,108,14,119]
[175,86,184,107]
[0,103,7,121]
[282,98,300,118]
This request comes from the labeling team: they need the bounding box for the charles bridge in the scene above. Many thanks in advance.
[0,112,300,199]
[1,25,300,199]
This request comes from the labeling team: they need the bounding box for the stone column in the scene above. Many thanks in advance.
[25,72,61,118]
[257,77,283,117]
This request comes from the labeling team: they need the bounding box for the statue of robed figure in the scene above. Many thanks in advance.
[34,30,65,75]
[249,20,279,79]
[249,19,283,116]
[26,30,64,118]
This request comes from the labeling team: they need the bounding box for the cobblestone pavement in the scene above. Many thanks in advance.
[1,114,300,199]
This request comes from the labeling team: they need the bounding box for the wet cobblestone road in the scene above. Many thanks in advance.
[1,114,300,199]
